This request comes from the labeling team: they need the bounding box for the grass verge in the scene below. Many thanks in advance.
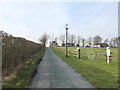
[51,47,118,88]
[2,48,45,88]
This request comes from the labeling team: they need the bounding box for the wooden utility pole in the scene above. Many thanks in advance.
[65,24,68,57]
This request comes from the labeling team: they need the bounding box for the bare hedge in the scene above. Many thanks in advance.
[1,31,44,78]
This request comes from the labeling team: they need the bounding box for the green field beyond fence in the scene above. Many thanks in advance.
[51,47,119,88]
[56,47,118,61]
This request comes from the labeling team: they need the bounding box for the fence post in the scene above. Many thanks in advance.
[77,47,80,59]
[68,49,70,57]
[106,47,110,64]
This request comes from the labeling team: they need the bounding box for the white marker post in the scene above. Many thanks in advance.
[106,47,110,64]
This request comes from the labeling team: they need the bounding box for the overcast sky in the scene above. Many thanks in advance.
[0,1,118,46]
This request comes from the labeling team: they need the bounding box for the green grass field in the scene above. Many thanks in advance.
[51,47,119,88]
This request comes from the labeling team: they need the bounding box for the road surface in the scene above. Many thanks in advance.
[30,48,95,88]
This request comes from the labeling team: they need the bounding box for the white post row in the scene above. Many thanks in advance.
[106,47,110,64]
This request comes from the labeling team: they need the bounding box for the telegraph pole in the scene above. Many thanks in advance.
[65,24,68,57]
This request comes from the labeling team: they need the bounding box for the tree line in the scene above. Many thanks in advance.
[1,31,44,78]
[34,32,119,48]
[57,34,119,47]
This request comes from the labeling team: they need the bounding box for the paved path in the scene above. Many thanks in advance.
[30,48,95,88]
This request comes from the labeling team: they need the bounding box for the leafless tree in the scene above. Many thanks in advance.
[39,33,49,47]
[77,35,82,46]
[59,35,65,44]
[110,37,118,47]
[104,39,109,45]
[87,36,93,47]
[93,35,102,45]
[55,37,58,43]
[70,34,76,44]
[68,33,71,43]
[76,35,82,47]
[110,38,113,47]
[82,38,86,47]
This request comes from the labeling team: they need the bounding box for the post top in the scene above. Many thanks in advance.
[65,24,68,29]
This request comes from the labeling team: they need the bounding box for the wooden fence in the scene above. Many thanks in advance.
[54,47,118,64]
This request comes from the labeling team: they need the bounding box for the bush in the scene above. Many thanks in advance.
[1,31,44,79]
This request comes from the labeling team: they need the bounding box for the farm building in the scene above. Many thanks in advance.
[94,43,109,47]
[61,43,75,47]
[100,43,109,47]
[66,43,75,47]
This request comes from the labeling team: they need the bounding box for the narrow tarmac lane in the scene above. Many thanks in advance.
[30,48,95,88]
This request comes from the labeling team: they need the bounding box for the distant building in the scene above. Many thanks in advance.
[94,43,109,48]
[66,43,75,47]
[100,43,109,47]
